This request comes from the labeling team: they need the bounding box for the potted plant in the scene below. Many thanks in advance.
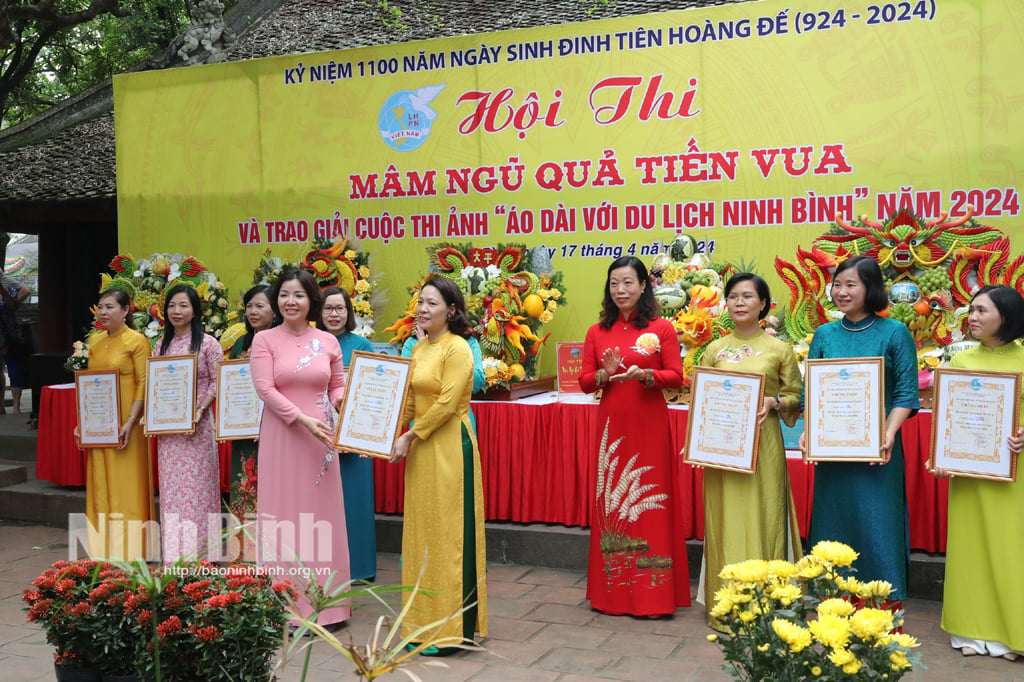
[708,541,923,681]
[23,560,125,681]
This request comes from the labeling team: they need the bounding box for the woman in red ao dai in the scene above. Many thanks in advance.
[579,256,690,616]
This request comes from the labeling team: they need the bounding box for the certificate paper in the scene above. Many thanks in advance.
[804,357,885,462]
[215,359,264,440]
[683,367,764,473]
[75,369,122,448]
[333,351,413,459]
[929,368,1020,481]
[144,355,198,436]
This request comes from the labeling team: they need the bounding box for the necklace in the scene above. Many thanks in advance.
[840,315,876,333]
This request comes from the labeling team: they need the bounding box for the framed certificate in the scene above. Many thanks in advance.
[75,369,122,448]
[215,359,264,441]
[333,351,413,459]
[682,367,765,473]
[804,357,885,462]
[144,354,198,436]
[929,367,1020,481]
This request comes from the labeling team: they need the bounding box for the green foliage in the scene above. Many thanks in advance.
[1,0,224,128]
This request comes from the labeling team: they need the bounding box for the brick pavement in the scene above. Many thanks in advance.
[2,523,1023,681]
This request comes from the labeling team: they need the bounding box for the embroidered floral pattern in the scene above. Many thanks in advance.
[295,337,324,372]
[716,344,760,364]
[314,390,335,486]
[631,332,661,356]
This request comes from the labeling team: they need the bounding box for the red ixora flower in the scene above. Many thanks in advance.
[70,601,92,617]
[136,609,153,627]
[193,625,222,642]
[203,592,242,610]
[54,579,76,595]
[271,579,294,595]
[157,615,182,638]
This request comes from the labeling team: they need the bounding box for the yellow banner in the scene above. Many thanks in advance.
[114,0,1024,372]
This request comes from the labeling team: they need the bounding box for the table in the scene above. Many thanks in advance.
[373,393,951,552]
[36,384,233,492]
[38,386,951,551]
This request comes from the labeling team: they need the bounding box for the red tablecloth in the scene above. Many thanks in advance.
[38,385,949,551]
[373,396,948,552]
[36,384,233,492]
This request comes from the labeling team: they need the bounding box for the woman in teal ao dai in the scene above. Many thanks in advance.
[941,285,1024,660]
[698,273,803,630]
[318,286,376,582]
[803,256,919,599]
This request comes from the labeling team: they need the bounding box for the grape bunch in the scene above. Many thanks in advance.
[915,267,952,295]
[888,302,918,325]
[678,271,715,291]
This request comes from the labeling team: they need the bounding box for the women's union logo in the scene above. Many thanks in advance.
[378,84,446,152]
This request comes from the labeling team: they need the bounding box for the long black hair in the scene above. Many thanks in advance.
[240,284,277,352]
[160,284,204,355]
[421,276,472,339]
[599,256,659,330]
[98,289,134,331]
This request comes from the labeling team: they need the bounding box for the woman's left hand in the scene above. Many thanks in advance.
[1007,427,1024,455]
[877,430,895,465]
[389,431,415,464]
[194,405,207,424]
[610,365,644,382]
[756,397,775,426]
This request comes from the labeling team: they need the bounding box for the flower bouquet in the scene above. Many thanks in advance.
[298,237,381,339]
[708,541,922,681]
[63,340,90,372]
[384,242,566,391]
[91,253,232,348]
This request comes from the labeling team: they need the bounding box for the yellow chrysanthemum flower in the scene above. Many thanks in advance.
[829,648,855,667]
[795,555,825,579]
[769,584,802,606]
[809,614,851,651]
[344,250,357,260]
[811,666,822,677]
[835,576,863,594]
[358,266,370,279]
[720,559,770,585]
[757,643,770,652]
[766,560,799,580]
[889,651,910,670]
[857,580,894,600]
[354,279,370,294]
[811,541,859,567]
[843,659,863,675]
[772,618,812,653]
[818,598,855,618]
[886,633,921,649]
[706,634,718,642]
[739,611,756,623]
[849,608,894,641]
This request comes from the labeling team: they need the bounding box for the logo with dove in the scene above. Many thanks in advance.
[378,84,445,151]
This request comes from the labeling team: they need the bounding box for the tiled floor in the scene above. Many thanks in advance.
[2,524,1023,681]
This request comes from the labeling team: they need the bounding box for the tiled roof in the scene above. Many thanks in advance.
[0,0,739,204]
